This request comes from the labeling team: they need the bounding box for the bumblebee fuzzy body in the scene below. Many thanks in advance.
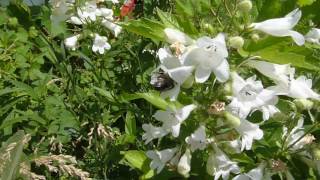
[150,71,175,91]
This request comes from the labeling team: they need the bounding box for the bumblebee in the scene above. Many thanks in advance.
[150,70,175,91]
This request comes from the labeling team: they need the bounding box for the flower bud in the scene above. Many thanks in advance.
[181,75,194,89]
[229,36,244,49]
[223,82,232,95]
[251,33,260,42]
[28,26,38,38]
[294,99,314,110]
[206,151,216,175]
[312,147,320,160]
[238,0,252,13]
[8,17,18,27]
[223,112,241,128]
[177,149,191,177]
[204,23,214,33]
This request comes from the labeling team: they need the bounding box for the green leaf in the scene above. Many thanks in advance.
[243,37,320,71]
[156,8,179,29]
[297,0,316,6]
[123,18,166,42]
[125,111,136,136]
[123,150,155,178]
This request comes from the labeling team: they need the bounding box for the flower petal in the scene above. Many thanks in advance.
[195,66,212,83]
[212,59,230,82]
[288,30,305,46]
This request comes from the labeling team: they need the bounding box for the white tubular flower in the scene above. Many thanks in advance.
[235,119,264,151]
[97,8,114,19]
[270,76,320,100]
[185,125,207,152]
[50,0,71,24]
[64,34,80,50]
[232,164,266,180]
[177,149,192,177]
[153,104,196,137]
[282,118,313,151]
[164,28,194,45]
[92,34,111,54]
[78,1,99,22]
[251,8,305,46]
[305,28,320,44]
[146,147,178,174]
[207,147,240,180]
[246,60,295,85]
[142,124,169,144]
[156,48,194,101]
[102,19,122,37]
[227,72,279,120]
[183,33,230,83]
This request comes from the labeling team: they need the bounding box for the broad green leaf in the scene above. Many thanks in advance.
[123,150,155,178]
[123,18,166,42]
[156,8,179,29]
[93,86,116,103]
[243,37,320,71]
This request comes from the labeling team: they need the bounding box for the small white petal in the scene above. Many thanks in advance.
[164,28,194,45]
[212,59,230,82]
[195,66,212,83]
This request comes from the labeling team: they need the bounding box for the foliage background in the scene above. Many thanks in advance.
[0,0,320,179]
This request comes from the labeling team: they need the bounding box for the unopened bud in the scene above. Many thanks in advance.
[206,151,216,176]
[177,149,191,177]
[223,82,232,95]
[251,33,260,42]
[204,23,214,33]
[229,36,244,49]
[8,17,18,27]
[181,76,194,89]
[312,147,320,160]
[28,26,38,38]
[294,99,314,110]
[223,112,241,128]
[238,0,253,13]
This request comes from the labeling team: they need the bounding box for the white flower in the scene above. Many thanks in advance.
[155,48,194,101]
[78,1,99,21]
[64,34,80,50]
[92,34,111,54]
[97,8,113,19]
[246,60,295,85]
[142,124,168,144]
[233,164,266,180]
[146,148,177,174]
[251,8,305,46]
[177,149,192,177]
[183,33,230,83]
[207,147,240,180]
[270,76,320,100]
[305,28,320,44]
[164,28,194,45]
[101,19,122,37]
[235,119,264,151]
[153,104,196,137]
[227,72,279,120]
[69,1,99,25]
[185,125,207,152]
[283,118,308,150]
[50,0,71,24]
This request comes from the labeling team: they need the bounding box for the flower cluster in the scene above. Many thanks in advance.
[58,0,121,54]
[143,5,320,179]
